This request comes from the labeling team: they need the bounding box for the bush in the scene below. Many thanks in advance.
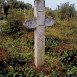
[45,7,55,17]
[1,8,25,36]
[58,2,76,20]
[0,51,44,77]
[0,47,8,68]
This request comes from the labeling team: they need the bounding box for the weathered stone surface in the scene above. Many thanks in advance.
[34,0,45,25]
[23,0,55,67]
[34,25,45,66]
[34,0,45,67]
[23,17,55,28]
[45,17,55,27]
[23,18,37,28]
[34,0,45,11]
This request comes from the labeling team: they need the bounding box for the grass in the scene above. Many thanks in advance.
[0,18,77,77]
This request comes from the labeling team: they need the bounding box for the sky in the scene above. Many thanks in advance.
[17,0,77,10]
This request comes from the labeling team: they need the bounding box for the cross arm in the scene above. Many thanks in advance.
[23,17,55,29]
[23,18,37,29]
[45,17,55,27]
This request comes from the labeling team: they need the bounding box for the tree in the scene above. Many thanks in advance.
[58,2,76,20]
[6,0,32,10]
[0,0,32,19]
[0,0,6,15]
[1,8,25,35]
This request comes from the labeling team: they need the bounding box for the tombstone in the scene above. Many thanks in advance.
[1,5,6,19]
[0,20,2,33]
[24,8,26,15]
[0,21,2,24]
[1,5,4,14]
[23,0,55,67]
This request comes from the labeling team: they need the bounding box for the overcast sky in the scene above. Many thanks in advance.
[17,0,77,10]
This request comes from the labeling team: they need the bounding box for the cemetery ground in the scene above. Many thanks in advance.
[0,17,77,77]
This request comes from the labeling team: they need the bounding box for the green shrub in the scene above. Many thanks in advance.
[1,8,25,36]
[45,7,55,17]
[58,2,76,20]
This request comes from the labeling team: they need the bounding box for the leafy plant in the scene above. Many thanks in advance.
[1,8,25,36]
[58,2,76,20]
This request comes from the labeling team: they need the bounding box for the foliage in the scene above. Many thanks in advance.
[1,8,25,36]
[0,51,44,77]
[0,0,32,19]
[0,1,77,77]
[57,2,76,20]
[45,12,77,76]
[0,47,8,66]
[7,1,32,10]
[67,66,77,76]
[45,7,55,17]
[0,32,34,54]
[25,9,34,19]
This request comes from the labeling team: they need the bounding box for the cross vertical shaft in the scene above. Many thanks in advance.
[34,0,45,67]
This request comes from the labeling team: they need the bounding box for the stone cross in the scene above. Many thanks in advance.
[23,0,55,67]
